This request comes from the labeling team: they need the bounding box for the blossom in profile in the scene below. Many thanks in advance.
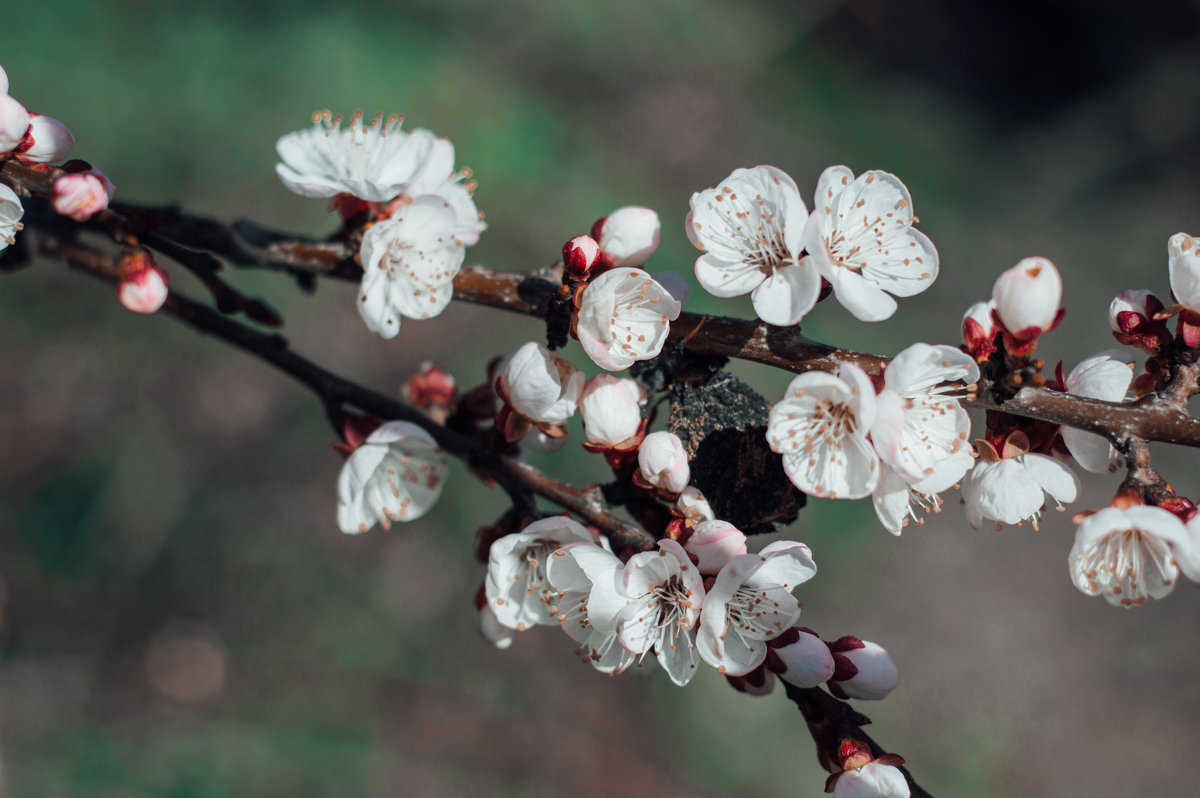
[1068,503,1200,607]
[767,363,879,500]
[592,206,660,269]
[336,421,447,534]
[485,516,599,632]
[637,430,690,496]
[765,627,835,688]
[802,165,937,322]
[684,519,745,574]
[827,636,899,701]
[498,341,585,426]
[962,431,1078,529]
[0,183,23,251]
[276,111,442,202]
[52,167,115,222]
[696,539,816,675]
[578,374,646,449]
[545,542,637,675]
[991,256,1063,349]
[574,267,681,370]
[688,165,820,326]
[1059,350,1133,473]
[17,113,74,162]
[357,196,466,338]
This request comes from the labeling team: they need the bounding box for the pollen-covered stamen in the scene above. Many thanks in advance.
[1076,528,1171,606]
[807,398,858,445]
[519,542,557,604]
[722,583,790,645]
[648,576,696,641]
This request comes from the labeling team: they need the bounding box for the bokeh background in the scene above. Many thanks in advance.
[3,1,1200,795]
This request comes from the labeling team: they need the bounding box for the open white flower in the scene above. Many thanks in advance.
[688,165,819,326]
[276,111,443,202]
[500,342,585,425]
[575,267,681,370]
[1060,350,1133,473]
[802,165,937,322]
[1068,505,1200,607]
[767,363,879,499]
[962,445,1078,529]
[356,196,466,338]
[696,539,816,676]
[582,539,706,685]
[545,542,637,675]
[485,516,599,631]
[336,421,447,534]
[0,183,24,251]
[870,343,977,495]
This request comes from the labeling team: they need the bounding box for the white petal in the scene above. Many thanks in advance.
[749,258,820,326]
[1021,453,1079,504]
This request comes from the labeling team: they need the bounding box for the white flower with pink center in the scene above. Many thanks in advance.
[767,363,879,499]
[485,516,599,632]
[335,421,447,534]
[1068,505,1200,607]
[802,165,937,322]
[0,183,24,251]
[1060,350,1133,473]
[500,342,586,425]
[696,539,816,676]
[575,267,681,371]
[357,196,467,338]
[688,165,820,327]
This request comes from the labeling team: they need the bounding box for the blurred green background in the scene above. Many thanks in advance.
[3,1,1200,796]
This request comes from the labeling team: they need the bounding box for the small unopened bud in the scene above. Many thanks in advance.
[962,299,997,362]
[52,168,114,222]
[637,430,690,495]
[767,627,835,688]
[0,94,30,152]
[403,361,457,408]
[17,113,74,162]
[562,234,601,277]
[992,256,1062,337]
[117,249,169,314]
[827,636,899,701]
[1108,289,1171,354]
[685,519,747,574]
[591,206,661,269]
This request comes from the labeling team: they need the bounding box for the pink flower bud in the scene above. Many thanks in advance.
[403,361,457,408]
[827,636,898,701]
[562,234,601,277]
[52,169,114,222]
[637,430,689,495]
[674,486,715,524]
[685,519,747,574]
[767,627,836,688]
[0,93,30,152]
[591,206,661,268]
[579,374,645,447]
[961,299,997,362]
[118,250,169,314]
[17,113,74,162]
[991,256,1062,338]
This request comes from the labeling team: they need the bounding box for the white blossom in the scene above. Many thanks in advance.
[500,342,585,425]
[991,256,1062,335]
[594,206,660,268]
[545,542,637,675]
[356,196,466,338]
[832,762,911,798]
[1168,232,1200,312]
[1068,505,1200,607]
[485,516,598,631]
[0,183,24,251]
[336,421,447,534]
[802,165,937,322]
[767,363,879,500]
[575,267,681,371]
[637,431,690,495]
[1060,350,1133,473]
[962,449,1078,529]
[579,374,645,448]
[696,540,816,676]
[688,165,819,326]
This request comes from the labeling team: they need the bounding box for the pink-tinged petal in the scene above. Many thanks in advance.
[20,114,75,162]
[749,257,820,326]
[1169,233,1200,311]
[686,520,748,575]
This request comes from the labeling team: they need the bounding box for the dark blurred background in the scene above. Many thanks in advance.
[3,1,1200,795]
